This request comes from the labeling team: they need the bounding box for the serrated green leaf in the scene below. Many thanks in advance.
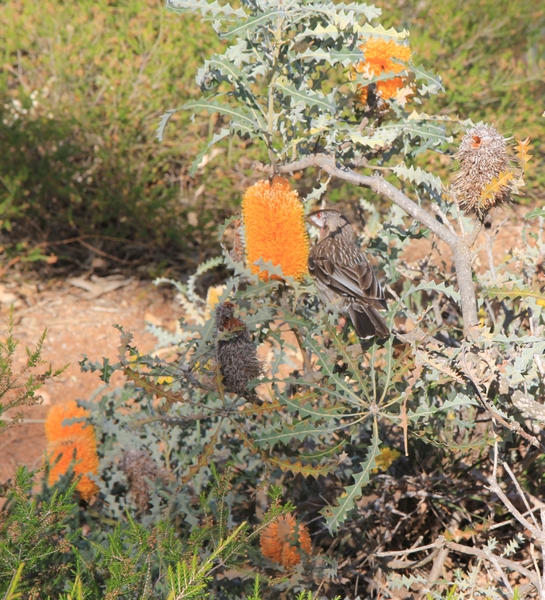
[183,99,265,133]
[483,286,545,306]
[219,9,282,40]
[403,280,460,303]
[256,419,343,447]
[275,80,336,113]
[355,23,408,40]
[166,0,246,19]
[156,109,179,142]
[305,336,365,407]
[322,420,381,532]
[392,163,443,193]
[410,62,444,94]
[524,208,545,221]
[189,128,231,176]
[334,2,381,20]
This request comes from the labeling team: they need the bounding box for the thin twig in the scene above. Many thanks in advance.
[377,536,539,589]
[460,347,542,449]
[431,204,458,237]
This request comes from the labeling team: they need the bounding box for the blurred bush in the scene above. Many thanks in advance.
[0,0,242,267]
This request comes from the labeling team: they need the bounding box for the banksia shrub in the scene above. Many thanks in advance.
[215,302,265,395]
[260,513,312,568]
[242,176,309,281]
[452,123,513,218]
[352,37,412,103]
[45,400,100,500]
[121,449,166,514]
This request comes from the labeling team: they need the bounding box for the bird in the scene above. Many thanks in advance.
[307,209,389,339]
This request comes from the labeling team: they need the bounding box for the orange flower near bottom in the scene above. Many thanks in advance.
[260,514,312,568]
[45,400,94,442]
[47,436,100,500]
[45,400,100,500]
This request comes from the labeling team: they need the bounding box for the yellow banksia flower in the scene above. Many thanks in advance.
[353,37,411,103]
[260,513,312,568]
[45,400,99,500]
[242,176,309,281]
[373,446,401,473]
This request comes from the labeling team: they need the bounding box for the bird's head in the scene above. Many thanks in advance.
[307,209,353,240]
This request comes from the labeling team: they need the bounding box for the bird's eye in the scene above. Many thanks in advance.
[317,212,322,218]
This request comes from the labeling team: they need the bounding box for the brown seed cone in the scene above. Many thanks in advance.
[121,449,166,514]
[260,514,312,568]
[215,302,265,395]
[452,123,512,218]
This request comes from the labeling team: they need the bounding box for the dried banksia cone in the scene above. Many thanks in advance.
[260,514,312,568]
[242,176,309,281]
[121,449,166,514]
[215,302,265,395]
[452,123,513,218]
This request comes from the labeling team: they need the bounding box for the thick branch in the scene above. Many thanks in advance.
[256,153,479,335]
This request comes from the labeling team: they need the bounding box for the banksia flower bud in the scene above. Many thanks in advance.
[260,513,312,568]
[452,123,513,218]
[215,302,265,395]
[45,400,99,500]
[242,176,309,281]
[351,37,412,104]
[121,449,166,514]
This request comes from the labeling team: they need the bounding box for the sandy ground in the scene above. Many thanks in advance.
[0,276,184,483]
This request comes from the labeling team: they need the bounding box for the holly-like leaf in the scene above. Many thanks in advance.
[220,9,282,40]
[266,456,333,478]
[483,285,545,307]
[322,420,381,532]
[166,0,246,19]
[392,163,443,193]
[515,137,532,171]
[189,128,231,176]
[478,171,514,204]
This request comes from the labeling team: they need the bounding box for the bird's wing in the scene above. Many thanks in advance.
[309,238,385,307]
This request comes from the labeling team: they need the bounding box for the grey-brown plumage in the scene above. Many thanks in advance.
[307,209,389,339]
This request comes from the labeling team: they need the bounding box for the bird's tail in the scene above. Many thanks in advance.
[349,304,389,339]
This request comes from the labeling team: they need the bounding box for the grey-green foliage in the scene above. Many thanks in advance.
[158,0,459,177]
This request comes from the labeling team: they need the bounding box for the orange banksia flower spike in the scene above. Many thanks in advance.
[242,176,309,281]
[352,37,412,104]
[45,400,94,443]
[260,513,312,568]
[46,437,100,500]
[45,400,100,500]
